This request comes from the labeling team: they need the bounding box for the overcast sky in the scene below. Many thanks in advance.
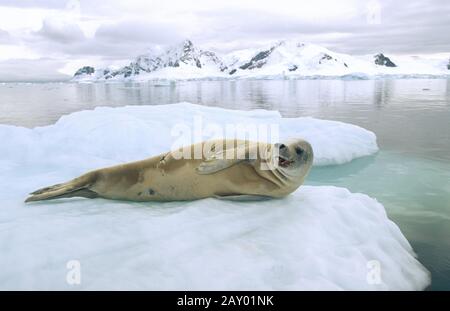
[0,0,449,81]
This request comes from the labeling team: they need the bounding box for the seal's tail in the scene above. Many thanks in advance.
[25,173,98,203]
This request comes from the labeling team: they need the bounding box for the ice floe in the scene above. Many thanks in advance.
[0,103,430,290]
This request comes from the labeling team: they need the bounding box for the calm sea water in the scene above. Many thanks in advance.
[1,79,449,290]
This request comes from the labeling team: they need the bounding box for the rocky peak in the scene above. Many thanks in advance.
[238,42,285,71]
[318,53,333,64]
[182,39,194,52]
[74,66,95,77]
[374,53,397,67]
[175,40,200,67]
[239,47,275,70]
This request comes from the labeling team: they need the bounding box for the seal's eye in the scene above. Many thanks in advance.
[279,144,287,150]
[295,147,304,155]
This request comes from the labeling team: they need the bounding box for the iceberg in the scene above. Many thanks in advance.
[0,103,429,290]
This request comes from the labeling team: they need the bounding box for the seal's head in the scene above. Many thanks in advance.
[273,138,314,178]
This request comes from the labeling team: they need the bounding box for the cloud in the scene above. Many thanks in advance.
[95,19,183,44]
[188,8,359,52]
[323,0,450,54]
[35,17,86,43]
[0,0,66,9]
[0,28,12,43]
[0,58,71,82]
[1,0,450,80]
[24,18,184,61]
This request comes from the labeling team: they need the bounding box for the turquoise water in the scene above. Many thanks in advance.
[308,152,450,290]
[0,79,449,289]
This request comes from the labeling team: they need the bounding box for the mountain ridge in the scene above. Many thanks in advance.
[73,39,450,81]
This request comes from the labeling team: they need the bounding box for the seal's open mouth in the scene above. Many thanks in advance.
[279,156,293,168]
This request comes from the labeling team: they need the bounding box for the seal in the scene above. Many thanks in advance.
[24,138,313,203]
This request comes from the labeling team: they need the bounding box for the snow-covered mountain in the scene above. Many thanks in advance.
[74,40,227,81]
[224,41,352,77]
[73,39,450,81]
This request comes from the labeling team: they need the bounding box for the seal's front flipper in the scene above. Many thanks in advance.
[196,141,259,175]
[213,194,272,201]
[196,158,244,174]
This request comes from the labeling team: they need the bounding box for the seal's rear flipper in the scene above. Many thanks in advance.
[30,183,65,195]
[25,173,97,203]
[25,185,98,203]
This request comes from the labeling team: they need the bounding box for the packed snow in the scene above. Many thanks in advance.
[0,103,429,290]
[72,39,450,82]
